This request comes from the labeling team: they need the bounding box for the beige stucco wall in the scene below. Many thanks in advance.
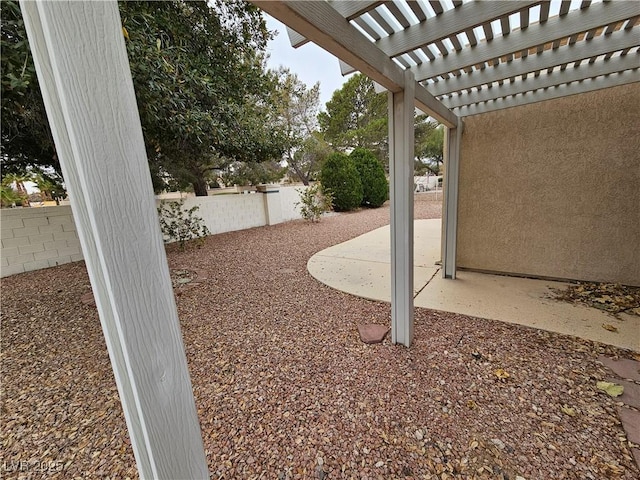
[457,83,640,286]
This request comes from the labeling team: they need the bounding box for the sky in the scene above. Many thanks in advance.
[264,15,351,109]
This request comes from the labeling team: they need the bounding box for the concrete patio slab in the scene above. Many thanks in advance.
[308,219,640,352]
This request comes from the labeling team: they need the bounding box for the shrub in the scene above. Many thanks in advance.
[350,148,388,208]
[157,200,209,250]
[295,183,334,222]
[320,152,363,211]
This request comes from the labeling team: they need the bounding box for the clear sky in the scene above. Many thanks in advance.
[264,14,352,109]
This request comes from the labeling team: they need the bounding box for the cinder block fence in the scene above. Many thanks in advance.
[0,185,308,278]
[0,206,82,277]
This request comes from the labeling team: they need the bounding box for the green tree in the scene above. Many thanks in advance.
[272,68,322,185]
[290,132,332,185]
[415,116,444,175]
[320,152,362,212]
[350,148,388,208]
[120,0,285,195]
[2,1,286,196]
[220,160,286,187]
[1,1,58,176]
[318,74,387,165]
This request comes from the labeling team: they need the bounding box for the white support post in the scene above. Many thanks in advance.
[441,120,462,279]
[388,70,415,347]
[19,1,208,478]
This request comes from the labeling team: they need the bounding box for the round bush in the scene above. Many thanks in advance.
[350,148,388,208]
[320,152,363,211]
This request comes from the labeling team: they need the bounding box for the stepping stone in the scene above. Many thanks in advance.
[632,448,640,470]
[606,378,640,409]
[616,406,640,445]
[599,356,640,382]
[357,324,389,344]
[80,291,96,307]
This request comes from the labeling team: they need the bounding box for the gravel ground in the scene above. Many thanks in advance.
[1,195,638,479]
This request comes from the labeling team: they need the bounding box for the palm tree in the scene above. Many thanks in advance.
[1,173,31,206]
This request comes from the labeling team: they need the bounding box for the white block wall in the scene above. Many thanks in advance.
[0,206,82,277]
[280,185,306,221]
[176,194,267,235]
[1,189,307,278]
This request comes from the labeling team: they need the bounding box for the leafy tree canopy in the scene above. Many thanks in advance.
[318,74,387,166]
[1,1,287,196]
[415,116,444,175]
[350,148,388,208]
[1,1,57,176]
[320,152,362,212]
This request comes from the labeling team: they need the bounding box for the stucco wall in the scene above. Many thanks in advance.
[457,83,640,286]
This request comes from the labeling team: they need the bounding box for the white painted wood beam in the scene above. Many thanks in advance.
[443,52,639,108]
[388,70,416,347]
[338,1,540,76]
[411,1,639,81]
[286,1,383,48]
[441,120,462,279]
[455,68,639,116]
[377,1,540,58]
[19,1,208,478]
[427,28,639,96]
[253,0,458,127]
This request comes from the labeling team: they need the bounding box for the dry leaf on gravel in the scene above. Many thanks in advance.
[596,381,624,397]
[602,323,619,332]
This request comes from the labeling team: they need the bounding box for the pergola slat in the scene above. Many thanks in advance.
[426,27,638,96]
[372,1,540,59]
[286,1,383,47]
[443,52,639,108]
[410,1,639,81]
[254,0,458,127]
[455,68,639,116]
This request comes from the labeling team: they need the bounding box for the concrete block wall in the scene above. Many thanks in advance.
[1,187,308,277]
[280,185,307,222]
[176,193,267,235]
[1,206,82,277]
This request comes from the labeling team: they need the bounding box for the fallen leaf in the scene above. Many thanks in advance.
[494,369,510,380]
[601,324,618,332]
[596,381,624,397]
[561,404,576,417]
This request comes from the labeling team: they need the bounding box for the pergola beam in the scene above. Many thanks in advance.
[254,0,458,128]
[411,1,639,81]
[19,1,208,477]
[455,68,639,116]
[443,52,640,108]
[427,28,639,96]
[286,1,383,48]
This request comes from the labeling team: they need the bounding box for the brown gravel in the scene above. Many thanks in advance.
[1,194,638,479]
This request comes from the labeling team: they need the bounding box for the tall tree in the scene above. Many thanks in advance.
[290,132,332,185]
[318,73,387,165]
[415,116,444,175]
[271,68,322,185]
[1,1,286,196]
[120,0,285,195]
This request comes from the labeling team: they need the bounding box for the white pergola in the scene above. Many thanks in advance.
[18,0,639,477]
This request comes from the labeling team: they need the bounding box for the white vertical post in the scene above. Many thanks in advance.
[19,1,208,478]
[442,120,462,279]
[388,70,415,347]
